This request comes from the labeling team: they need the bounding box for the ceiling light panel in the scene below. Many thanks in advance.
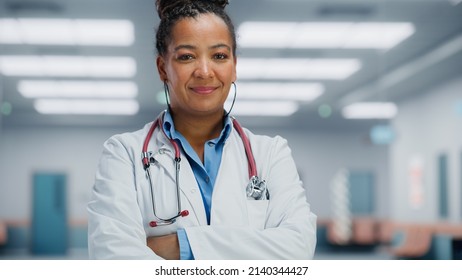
[225,100,299,116]
[344,23,415,49]
[235,82,324,101]
[291,22,353,48]
[0,18,134,46]
[238,21,415,50]
[342,102,398,119]
[18,80,138,99]
[237,58,361,80]
[34,99,139,115]
[237,22,299,48]
[0,55,136,77]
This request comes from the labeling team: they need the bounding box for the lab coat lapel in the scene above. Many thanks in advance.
[211,131,248,226]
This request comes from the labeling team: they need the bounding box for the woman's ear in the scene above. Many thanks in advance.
[156,56,167,81]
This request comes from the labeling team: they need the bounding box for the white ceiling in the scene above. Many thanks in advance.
[1,0,461,130]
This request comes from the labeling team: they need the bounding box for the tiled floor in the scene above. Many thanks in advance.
[0,247,394,260]
[0,248,89,260]
[314,251,394,260]
[314,245,394,260]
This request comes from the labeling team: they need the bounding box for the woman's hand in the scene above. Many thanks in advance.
[147,233,180,260]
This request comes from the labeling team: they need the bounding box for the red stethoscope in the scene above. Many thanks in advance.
[141,111,268,227]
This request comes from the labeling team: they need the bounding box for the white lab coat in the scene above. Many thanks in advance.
[87,119,317,259]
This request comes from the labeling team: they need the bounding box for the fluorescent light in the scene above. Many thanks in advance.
[0,56,136,77]
[238,21,415,50]
[292,22,353,48]
[18,80,138,98]
[342,102,398,119]
[0,18,134,46]
[235,82,324,101]
[237,58,361,80]
[238,22,299,48]
[344,23,415,49]
[34,99,139,115]
[225,100,299,116]
[74,20,134,46]
[0,19,21,43]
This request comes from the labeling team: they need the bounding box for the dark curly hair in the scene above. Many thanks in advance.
[155,0,236,57]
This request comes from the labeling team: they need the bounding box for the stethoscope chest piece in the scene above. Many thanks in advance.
[246,176,268,200]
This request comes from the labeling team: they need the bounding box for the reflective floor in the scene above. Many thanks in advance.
[0,247,394,260]
[0,248,89,260]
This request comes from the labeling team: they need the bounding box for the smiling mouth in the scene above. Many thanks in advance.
[190,86,218,95]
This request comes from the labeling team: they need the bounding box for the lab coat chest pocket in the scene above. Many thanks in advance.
[246,200,268,230]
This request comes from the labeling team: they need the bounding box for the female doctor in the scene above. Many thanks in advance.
[87,0,317,260]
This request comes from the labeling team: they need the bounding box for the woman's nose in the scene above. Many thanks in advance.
[193,59,213,78]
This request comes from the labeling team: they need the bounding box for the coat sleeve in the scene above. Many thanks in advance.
[185,136,317,259]
[87,136,161,259]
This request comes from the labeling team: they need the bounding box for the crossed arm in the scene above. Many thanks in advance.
[147,234,180,260]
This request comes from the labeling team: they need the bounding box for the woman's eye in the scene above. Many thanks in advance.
[178,54,194,61]
[214,53,228,60]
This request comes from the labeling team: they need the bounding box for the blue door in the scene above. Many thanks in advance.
[31,173,68,254]
[349,171,375,215]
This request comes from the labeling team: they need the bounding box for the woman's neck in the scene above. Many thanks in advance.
[170,110,224,161]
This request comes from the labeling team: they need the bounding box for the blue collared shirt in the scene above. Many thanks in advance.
[162,110,232,260]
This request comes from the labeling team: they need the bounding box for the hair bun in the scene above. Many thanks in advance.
[155,0,181,20]
[209,0,229,9]
[156,0,229,20]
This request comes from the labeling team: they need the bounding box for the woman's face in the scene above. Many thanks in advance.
[157,13,237,118]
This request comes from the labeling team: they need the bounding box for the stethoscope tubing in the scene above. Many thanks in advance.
[142,114,185,226]
[230,116,257,179]
[142,111,261,227]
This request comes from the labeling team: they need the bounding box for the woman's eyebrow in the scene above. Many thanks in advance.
[174,44,195,52]
[210,43,231,51]
[173,43,231,52]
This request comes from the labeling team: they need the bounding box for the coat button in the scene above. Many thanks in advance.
[191,189,197,194]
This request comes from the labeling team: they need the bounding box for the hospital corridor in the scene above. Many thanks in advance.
[1,0,462,261]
